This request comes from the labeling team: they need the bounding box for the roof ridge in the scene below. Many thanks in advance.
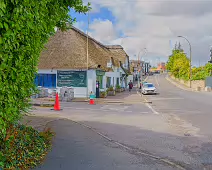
[106,45,123,49]
[71,26,109,50]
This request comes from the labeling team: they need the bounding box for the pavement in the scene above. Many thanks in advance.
[26,75,212,170]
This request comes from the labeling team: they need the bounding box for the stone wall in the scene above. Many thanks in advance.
[191,80,206,90]
[170,75,205,91]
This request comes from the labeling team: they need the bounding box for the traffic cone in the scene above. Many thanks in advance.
[89,98,95,105]
[54,93,61,111]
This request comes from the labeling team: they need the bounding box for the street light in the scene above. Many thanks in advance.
[86,10,90,99]
[137,48,147,87]
[178,36,192,88]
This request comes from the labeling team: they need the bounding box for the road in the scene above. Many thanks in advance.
[34,118,177,170]
[146,74,212,138]
[31,76,212,170]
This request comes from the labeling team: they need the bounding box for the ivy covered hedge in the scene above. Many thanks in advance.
[0,0,89,169]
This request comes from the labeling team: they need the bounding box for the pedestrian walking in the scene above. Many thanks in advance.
[128,80,133,92]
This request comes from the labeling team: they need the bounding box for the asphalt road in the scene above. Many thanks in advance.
[34,119,177,170]
[31,77,212,170]
[145,74,212,138]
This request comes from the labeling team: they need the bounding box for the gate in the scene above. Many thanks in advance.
[206,76,212,87]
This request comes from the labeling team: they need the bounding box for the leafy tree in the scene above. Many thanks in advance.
[0,0,90,141]
[205,63,212,75]
[167,49,189,80]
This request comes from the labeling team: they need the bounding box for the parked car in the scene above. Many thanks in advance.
[142,83,157,95]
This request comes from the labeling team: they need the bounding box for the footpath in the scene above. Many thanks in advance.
[31,86,145,106]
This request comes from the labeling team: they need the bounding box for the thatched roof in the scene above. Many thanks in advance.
[106,45,128,65]
[106,45,131,74]
[38,27,118,71]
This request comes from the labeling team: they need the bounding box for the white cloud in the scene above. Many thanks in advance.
[89,19,117,43]
[79,0,212,65]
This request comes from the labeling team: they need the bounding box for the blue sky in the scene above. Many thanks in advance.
[69,7,116,33]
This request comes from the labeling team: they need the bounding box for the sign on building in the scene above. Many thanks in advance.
[57,71,87,87]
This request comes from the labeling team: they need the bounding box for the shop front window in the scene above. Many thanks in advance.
[35,74,56,88]
[106,77,111,88]
[116,78,119,86]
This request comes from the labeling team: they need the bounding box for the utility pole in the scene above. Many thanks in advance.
[137,48,147,88]
[86,11,90,99]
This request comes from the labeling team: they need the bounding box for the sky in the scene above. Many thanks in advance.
[70,0,212,67]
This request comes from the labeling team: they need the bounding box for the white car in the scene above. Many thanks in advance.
[142,83,157,95]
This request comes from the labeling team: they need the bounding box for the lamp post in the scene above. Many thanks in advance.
[137,48,147,87]
[178,36,192,88]
[86,11,90,99]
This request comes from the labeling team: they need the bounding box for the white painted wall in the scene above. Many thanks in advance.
[87,69,96,95]
[102,76,107,91]
[38,69,96,98]
[105,71,120,89]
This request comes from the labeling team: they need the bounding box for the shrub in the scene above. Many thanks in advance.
[107,86,114,91]
[0,124,54,169]
[116,85,121,89]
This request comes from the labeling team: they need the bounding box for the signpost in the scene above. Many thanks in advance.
[57,70,87,87]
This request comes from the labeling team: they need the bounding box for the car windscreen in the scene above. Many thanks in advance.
[145,84,154,88]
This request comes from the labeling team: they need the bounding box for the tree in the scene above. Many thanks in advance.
[0,0,90,141]
[167,48,189,80]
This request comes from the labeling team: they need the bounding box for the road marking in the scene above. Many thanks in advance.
[155,75,160,87]
[71,120,186,170]
[145,102,159,115]
[101,105,129,111]
[137,91,159,115]
[144,76,148,82]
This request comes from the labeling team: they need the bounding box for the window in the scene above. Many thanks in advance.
[106,77,111,88]
[35,74,56,88]
[113,77,115,86]
[116,78,119,86]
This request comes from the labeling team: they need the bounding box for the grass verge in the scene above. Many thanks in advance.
[0,124,54,169]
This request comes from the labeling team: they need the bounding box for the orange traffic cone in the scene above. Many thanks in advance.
[53,93,61,111]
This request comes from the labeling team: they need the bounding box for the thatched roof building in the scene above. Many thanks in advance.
[106,45,128,64]
[38,27,120,71]
[106,45,130,74]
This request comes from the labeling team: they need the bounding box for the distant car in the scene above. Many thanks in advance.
[142,83,157,95]
[149,72,154,76]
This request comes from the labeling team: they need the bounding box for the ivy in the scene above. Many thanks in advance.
[0,0,90,167]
